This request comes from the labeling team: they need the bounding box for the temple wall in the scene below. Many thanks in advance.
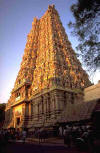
[25,89,83,128]
[84,82,100,102]
[5,108,13,127]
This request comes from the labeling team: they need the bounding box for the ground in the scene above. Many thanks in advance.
[4,143,88,153]
[1,136,100,153]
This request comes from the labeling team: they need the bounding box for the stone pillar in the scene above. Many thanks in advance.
[29,102,31,116]
[65,92,71,106]
[32,101,38,121]
[43,95,47,114]
[13,108,16,128]
[50,91,55,112]
[31,103,33,116]
[41,96,44,114]
[36,104,38,115]
[21,103,25,128]
[53,90,64,111]
[47,93,51,112]
[25,103,29,117]
[39,96,42,114]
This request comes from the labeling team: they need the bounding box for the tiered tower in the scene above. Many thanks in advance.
[5,5,91,129]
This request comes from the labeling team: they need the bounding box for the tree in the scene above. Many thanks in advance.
[0,103,6,127]
[68,0,100,73]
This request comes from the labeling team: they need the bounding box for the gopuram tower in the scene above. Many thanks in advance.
[5,5,91,129]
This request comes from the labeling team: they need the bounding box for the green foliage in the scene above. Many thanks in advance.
[0,103,6,122]
[68,0,100,72]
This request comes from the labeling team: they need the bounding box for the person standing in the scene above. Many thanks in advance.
[63,127,67,144]
[22,129,27,144]
[63,126,71,148]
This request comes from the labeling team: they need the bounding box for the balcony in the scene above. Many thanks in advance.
[11,97,28,107]
[15,96,21,101]
[12,79,31,93]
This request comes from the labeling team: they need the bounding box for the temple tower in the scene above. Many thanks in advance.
[5,5,91,129]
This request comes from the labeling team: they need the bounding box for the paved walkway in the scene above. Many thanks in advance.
[7,137,100,153]
[16,137,65,146]
[15,137,100,152]
[26,137,64,145]
[4,142,89,153]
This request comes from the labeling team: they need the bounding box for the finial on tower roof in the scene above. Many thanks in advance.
[48,4,55,9]
[33,17,38,22]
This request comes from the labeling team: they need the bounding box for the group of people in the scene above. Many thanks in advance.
[0,128,27,144]
[0,127,49,145]
[37,128,48,143]
[61,125,96,152]
[0,124,99,152]
[28,128,49,143]
[0,128,27,152]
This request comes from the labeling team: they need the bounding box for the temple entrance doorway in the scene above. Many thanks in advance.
[16,117,21,126]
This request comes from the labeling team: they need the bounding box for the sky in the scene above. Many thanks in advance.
[0,0,100,104]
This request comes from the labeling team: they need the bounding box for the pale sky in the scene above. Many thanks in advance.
[0,0,100,103]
